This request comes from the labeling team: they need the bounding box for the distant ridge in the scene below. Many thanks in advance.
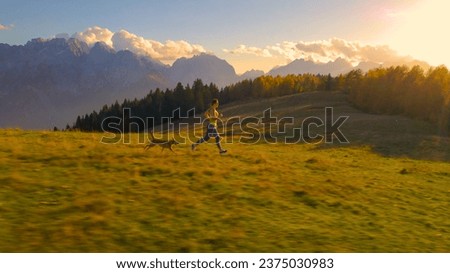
[0,38,169,129]
[268,57,353,76]
[169,53,238,87]
[239,69,265,80]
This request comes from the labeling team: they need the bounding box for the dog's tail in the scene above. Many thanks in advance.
[149,130,155,141]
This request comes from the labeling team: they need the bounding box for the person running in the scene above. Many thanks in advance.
[192,99,227,154]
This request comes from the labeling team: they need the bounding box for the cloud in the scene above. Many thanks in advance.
[223,44,272,58]
[224,38,404,65]
[112,30,206,63]
[71,26,206,64]
[55,33,70,40]
[0,23,13,31]
[269,41,306,61]
[72,26,114,47]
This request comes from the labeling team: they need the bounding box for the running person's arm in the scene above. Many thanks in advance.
[203,107,211,119]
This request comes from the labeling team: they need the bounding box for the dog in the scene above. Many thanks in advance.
[144,131,179,153]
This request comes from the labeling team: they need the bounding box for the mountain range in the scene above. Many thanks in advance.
[0,37,429,129]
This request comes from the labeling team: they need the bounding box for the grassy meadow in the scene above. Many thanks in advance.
[0,130,449,252]
[0,92,449,252]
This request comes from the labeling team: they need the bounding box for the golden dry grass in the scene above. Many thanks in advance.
[0,128,449,252]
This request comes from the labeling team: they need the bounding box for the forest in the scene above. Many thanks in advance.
[71,65,450,135]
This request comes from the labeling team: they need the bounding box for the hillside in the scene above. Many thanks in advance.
[217,91,449,161]
[1,91,449,252]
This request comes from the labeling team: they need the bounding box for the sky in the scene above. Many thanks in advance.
[1,0,449,74]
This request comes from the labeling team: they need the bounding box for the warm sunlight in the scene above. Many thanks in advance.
[386,0,450,67]
[1,2,450,271]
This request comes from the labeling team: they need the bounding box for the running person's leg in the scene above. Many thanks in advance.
[192,124,226,153]
[210,126,227,153]
[192,124,213,150]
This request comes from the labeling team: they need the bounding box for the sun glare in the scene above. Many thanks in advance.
[385,0,450,67]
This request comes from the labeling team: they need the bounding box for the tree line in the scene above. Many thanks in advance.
[71,74,338,132]
[72,79,220,132]
[345,65,450,135]
[71,66,450,135]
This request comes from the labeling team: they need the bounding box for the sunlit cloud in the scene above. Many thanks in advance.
[71,26,206,64]
[0,23,13,31]
[112,30,206,63]
[269,41,305,61]
[224,38,405,66]
[72,26,114,47]
[223,44,272,58]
